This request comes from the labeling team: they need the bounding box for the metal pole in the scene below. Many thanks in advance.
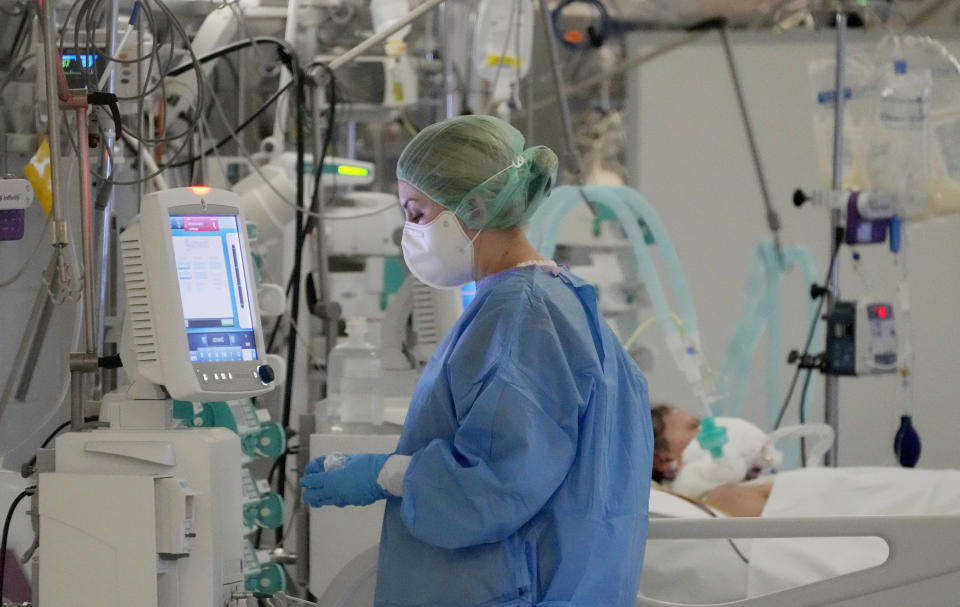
[38,0,68,251]
[75,106,97,360]
[535,0,583,177]
[295,413,315,597]
[463,6,478,113]
[103,216,120,393]
[345,122,357,159]
[525,51,535,141]
[70,369,84,430]
[69,100,99,431]
[440,1,455,119]
[310,85,338,361]
[97,0,120,361]
[717,27,784,264]
[0,255,59,423]
[824,11,847,467]
[328,0,447,71]
[272,0,301,145]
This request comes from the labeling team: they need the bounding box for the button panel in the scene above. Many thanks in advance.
[195,365,267,390]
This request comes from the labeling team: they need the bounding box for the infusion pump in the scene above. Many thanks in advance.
[825,300,898,376]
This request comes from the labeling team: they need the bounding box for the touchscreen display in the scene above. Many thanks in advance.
[170,214,258,362]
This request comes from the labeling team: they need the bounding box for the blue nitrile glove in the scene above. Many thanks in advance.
[300,453,391,507]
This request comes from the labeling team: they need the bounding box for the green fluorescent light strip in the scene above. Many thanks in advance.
[336,165,370,177]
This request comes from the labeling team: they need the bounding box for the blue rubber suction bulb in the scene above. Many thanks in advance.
[893,414,921,468]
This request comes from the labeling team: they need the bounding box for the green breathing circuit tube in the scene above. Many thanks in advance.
[528,185,727,457]
[716,241,820,427]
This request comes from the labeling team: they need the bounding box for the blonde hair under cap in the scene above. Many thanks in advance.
[396,115,559,231]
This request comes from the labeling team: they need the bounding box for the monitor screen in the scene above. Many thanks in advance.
[169,214,258,363]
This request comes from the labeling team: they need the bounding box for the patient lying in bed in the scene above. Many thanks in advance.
[645,406,960,598]
[650,404,960,517]
[651,405,777,515]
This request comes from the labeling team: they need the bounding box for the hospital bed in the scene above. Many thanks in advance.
[314,513,960,607]
[640,515,960,606]
[640,466,960,605]
[312,467,960,607]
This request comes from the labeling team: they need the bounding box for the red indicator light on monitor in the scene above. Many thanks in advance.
[190,185,211,196]
[876,306,888,319]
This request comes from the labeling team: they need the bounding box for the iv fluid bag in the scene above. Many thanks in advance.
[370,0,412,44]
[473,0,534,100]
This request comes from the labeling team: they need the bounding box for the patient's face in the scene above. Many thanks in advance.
[654,408,701,479]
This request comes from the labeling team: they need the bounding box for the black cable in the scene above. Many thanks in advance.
[774,296,825,432]
[266,312,285,353]
[78,0,202,187]
[166,81,293,168]
[798,366,814,466]
[40,416,102,449]
[40,422,72,449]
[773,227,845,431]
[120,0,206,145]
[8,1,33,62]
[87,91,123,136]
[270,65,338,545]
[261,63,338,349]
[0,488,33,603]
[166,36,295,78]
[305,63,338,234]
[156,36,297,167]
[275,69,307,545]
[262,66,336,353]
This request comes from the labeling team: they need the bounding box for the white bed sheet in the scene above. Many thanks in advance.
[640,488,751,603]
[747,466,960,597]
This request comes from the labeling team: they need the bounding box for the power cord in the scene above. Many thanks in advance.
[270,62,338,546]
[39,415,103,449]
[773,227,845,433]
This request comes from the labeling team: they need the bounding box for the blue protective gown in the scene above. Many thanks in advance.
[375,265,652,607]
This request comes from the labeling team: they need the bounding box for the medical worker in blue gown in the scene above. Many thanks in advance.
[301,115,653,607]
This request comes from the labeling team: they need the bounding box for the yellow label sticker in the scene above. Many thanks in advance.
[486,54,521,69]
[24,138,53,216]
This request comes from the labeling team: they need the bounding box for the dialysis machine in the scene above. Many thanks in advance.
[38,188,276,606]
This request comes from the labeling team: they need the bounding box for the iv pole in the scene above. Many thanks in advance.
[824,8,848,467]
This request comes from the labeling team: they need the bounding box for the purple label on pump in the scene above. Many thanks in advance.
[845,193,888,245]
[0,209,25,241]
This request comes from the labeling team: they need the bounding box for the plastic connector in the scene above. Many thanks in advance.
[696,416,728,460]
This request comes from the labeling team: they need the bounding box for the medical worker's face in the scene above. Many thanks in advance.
[398,180,448,226]
[657,408,700,474]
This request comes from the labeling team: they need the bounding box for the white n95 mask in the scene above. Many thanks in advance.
[401,211,479,289]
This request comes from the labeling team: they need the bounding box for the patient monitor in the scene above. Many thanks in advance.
[39,188,275,607]
[118,187,274,403]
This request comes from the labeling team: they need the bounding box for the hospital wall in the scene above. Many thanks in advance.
[626,29,960,469]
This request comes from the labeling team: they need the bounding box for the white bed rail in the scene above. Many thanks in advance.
[638,515,960,607]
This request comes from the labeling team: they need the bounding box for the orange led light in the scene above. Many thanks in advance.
[189,185,211,196]
[564,30,584,44]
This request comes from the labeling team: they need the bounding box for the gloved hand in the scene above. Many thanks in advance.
[300,453,391,508]
[303,453,347,476]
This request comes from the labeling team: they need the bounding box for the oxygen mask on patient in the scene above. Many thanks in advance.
[669,418,836,499]
[672,417,780,498]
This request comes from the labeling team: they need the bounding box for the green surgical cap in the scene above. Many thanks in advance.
[396,115,559,231]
